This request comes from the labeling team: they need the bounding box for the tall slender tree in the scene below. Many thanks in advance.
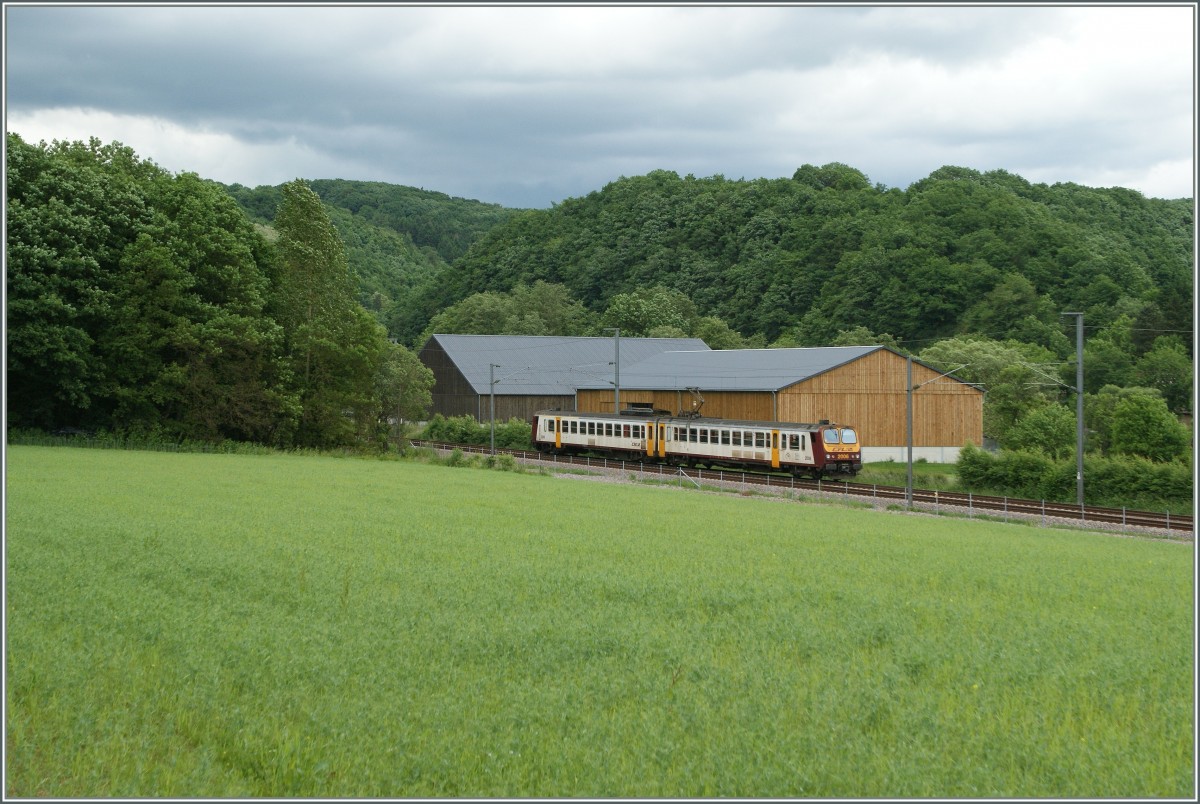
[272,179,388,446]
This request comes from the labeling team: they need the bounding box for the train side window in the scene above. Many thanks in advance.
[720,430,730,445]
[788,434,798,450]
[801,434,807,450]
[605,423,613,437]
[699,429,708,444]
[731,431,741,446]
[755,432,766,448]
[585,422,593,435]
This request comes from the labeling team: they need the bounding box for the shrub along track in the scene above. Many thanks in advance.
[414,441,1193,540]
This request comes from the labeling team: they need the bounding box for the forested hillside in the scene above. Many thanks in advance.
[224,166,1192,371]
[219,161,1192,476]
[439,164,1192,354]
[7,135,433,447]
[223,179,521,342]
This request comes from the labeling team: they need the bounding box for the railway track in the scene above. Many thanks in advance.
[413,442,1193,538]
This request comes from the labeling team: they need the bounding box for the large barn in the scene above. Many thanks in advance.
[574,346,983,463]
[418,334,711,422]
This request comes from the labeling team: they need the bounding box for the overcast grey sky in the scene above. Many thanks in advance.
[4,2,1195,208]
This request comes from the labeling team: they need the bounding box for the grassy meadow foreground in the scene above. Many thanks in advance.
[4,446,1194,798]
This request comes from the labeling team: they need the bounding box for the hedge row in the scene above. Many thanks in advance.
[957,443,1193,512]
[417,414,534,450]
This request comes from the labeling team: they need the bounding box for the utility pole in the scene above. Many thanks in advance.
[1062,312,1085,505]
[906,355,914,509]
[489,363,500,455]
[906,355,971,510]
[604,328,620,413]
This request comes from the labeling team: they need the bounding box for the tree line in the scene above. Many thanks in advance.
[6,134,432,448]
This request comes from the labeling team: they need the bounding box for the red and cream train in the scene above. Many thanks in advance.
[531,408,861,479]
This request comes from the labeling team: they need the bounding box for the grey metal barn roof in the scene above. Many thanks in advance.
[575,345,886,392]
[427,334,711,396]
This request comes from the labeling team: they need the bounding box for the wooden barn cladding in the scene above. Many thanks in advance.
[575,346,983,460]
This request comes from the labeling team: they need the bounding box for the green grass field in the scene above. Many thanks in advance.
[5,445,1194,798]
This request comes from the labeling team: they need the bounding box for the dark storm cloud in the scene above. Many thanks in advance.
[5,4,1193,207]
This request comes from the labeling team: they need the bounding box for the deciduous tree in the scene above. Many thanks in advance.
[272,179,388,447]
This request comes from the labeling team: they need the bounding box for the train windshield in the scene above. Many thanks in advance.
[840,428,858,445]
[823,428,839,444]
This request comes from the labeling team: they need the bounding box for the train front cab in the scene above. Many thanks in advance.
[815,425,861,477]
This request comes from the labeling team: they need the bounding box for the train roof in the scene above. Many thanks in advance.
[534,409,854,431]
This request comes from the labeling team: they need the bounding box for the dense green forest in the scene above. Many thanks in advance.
[225,163,1192,444]
[226,165,1192,373]
[6,135,433,448]
[223,179,521,342]
[6,135,1193,490]
[440,164,1192,352]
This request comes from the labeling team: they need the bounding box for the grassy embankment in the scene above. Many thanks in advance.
[5,445,1194,798]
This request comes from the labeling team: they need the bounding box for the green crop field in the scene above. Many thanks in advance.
[4,445,1195,798]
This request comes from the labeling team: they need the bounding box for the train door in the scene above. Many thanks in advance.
[554,416,562,450]
[770,430,781,469]
[781,430,815,471]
